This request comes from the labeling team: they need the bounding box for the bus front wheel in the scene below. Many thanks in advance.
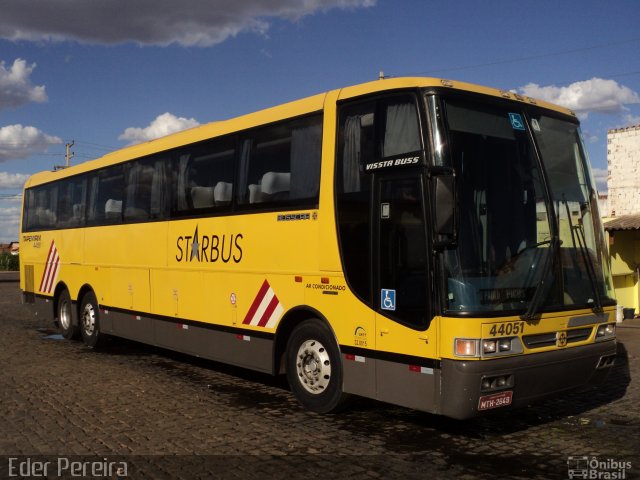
[80,291,105,349]
[286,319,350,413]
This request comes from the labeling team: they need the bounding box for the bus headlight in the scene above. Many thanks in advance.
[482,339,497,354]
[481,337,524,357]
[498,338,511,352]
[596,323,616,341]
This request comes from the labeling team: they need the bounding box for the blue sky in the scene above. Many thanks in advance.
[1,0,639,242]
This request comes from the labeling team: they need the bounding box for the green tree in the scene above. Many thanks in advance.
[0,253,19,271]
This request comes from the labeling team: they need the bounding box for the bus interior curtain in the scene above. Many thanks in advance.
[87,176,99,221]
[238,140,252,202]
[150,158,167,216]
[343,115,361,193]
[383,102,420,158]
[290,123,321,199]
[177,154,190,210]
[125,163,140,210]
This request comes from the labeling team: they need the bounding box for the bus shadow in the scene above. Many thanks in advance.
[71,330,632,438]
[75,335,294,410]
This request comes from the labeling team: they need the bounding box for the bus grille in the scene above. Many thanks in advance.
[523,327,593,349]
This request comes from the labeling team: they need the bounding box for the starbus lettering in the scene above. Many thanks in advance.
[176,226,243,264]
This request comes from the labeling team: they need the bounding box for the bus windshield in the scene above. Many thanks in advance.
[441,98,615,315]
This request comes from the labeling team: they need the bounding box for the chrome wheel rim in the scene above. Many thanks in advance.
[295,339,331,394]
[82,302,96,336]
[59,298,71,330]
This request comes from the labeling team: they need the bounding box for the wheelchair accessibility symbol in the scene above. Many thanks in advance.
[508,112,525,131]
[381,289,396,311]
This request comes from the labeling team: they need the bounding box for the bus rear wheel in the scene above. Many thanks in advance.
[57,289,78,340]
[80,291,105,349]
[286,319,350,413]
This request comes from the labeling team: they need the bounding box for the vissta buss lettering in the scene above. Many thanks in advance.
[365,156,420,171]
[176,233,243,263]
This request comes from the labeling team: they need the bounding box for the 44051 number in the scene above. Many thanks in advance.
[489,321,525,337]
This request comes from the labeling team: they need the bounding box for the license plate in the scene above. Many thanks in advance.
[478,391,513,411]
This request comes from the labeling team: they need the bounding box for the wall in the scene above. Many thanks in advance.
[607,125,640,217]
[608,230,640,315]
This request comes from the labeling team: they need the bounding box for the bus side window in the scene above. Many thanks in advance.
[173,137,235,215]
[336,101,376,304]
[87,165,124,225]
[124,155,170,221]
[57,176,87,228]
[24,183,59,231]
[237,114,322,208]
[124,161,153,221]
[22,189,35,232]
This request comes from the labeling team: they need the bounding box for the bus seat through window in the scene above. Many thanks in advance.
[214,182,233,205]
[105,199,122,219]
[191,186,215,208]
[261,172,290,201]
[248,184,263,203]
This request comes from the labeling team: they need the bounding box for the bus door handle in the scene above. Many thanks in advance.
[379,328,389,336]
[418,334,429,344]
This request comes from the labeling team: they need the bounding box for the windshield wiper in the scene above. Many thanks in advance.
[520,235,561,321]
[561,197,603,313]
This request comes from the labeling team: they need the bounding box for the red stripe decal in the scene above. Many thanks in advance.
[39,240,56,292]
[42,249,58,294]
[242,280,270,324]
[257,294,280,327]
[45,254,60,293]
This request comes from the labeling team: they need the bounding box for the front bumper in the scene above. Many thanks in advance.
[439,340,617,420]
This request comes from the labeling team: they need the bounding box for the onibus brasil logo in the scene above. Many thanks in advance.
[567,456,632,479]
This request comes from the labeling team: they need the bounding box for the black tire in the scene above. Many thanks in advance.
[286,319,351,413]
[57,289,78,340]
[79,291,105,349]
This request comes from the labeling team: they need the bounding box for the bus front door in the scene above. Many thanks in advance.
[374,173,438,411]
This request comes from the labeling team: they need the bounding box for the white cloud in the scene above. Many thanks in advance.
[0,172,29,189]
[0,58,47,111]
[591,167,608,192]
[0,0,375,47]
[119,113,200,145]
[622,113,640,126]
[518,78,640,119]
[0,124,62,162]
[0,206,21,243]
[581,130,599,144]
[0,206,20,216]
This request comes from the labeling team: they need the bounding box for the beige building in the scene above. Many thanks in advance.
[605,124,640,318]
[607,124,640,217]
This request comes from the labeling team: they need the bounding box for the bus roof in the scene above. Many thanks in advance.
[24,77,576,189]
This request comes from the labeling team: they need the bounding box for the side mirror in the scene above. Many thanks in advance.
[430,167,457,249]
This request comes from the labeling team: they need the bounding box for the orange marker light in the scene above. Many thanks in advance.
[455,339,478,357]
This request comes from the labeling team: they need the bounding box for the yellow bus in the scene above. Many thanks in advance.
[20,77,617,419]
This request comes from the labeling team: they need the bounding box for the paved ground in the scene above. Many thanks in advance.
[0,279,638,479]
